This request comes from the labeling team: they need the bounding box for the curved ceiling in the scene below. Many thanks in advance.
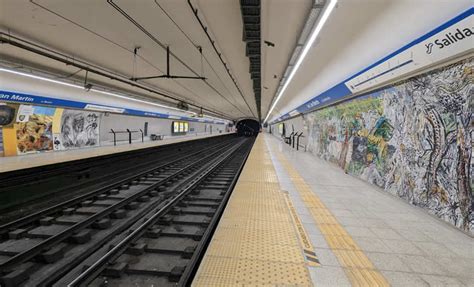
[0,0,312,121]
[3,1,465,123]
[0,0,259,119]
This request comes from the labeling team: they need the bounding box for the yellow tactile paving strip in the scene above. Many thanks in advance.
[193,135,314,286]
[269,138,390,287]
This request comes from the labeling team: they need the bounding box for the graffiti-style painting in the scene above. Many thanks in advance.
[59,110,100,150]
[305,57,473,233]
[15,106,55,154]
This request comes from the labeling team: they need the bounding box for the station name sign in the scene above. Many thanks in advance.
[0,90,226,125]
[0,92,34,102]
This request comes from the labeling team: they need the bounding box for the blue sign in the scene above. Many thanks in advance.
[0,90,226,125]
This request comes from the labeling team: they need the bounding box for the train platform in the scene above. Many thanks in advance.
[0,132,232,173]
[193,133,474,286]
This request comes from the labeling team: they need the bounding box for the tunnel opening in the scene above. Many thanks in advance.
[236,119,261,137]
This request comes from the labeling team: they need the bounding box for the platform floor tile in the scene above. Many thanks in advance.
[193,135,313,286]
[268,137,390,287]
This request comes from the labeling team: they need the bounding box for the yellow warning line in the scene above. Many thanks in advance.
[269,139,389,287]
[283,192,320,267]
[193,135,314,286]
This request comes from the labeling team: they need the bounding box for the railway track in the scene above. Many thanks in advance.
[0,137,235,232]
[0,136,254,287]
[0,135,234,219]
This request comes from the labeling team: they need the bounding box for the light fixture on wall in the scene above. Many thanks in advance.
[263,0,338,123]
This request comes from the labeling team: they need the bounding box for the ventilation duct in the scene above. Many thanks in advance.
[240,0,261,121]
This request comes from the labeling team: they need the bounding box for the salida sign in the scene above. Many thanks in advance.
[425,27,473,54]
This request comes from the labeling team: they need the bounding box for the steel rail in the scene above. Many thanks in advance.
[66,139,246,286]
[178,139,253,285]
[0,138,233,234]
[0,139,237,272]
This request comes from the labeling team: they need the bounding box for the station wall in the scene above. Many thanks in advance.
[100,113,225,143]
[267,115,309,149]
[0,104,226,157]
[0,69,229,157]
[272,56,473,234]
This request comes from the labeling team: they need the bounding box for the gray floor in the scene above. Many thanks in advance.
[264,134,474,287]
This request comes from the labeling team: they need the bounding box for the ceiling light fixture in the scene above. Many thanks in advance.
[263,0,337,123]
[0,67,209,117]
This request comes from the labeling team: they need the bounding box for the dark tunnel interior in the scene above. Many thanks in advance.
[236,119,261,136]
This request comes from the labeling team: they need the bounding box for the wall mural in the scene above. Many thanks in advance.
[58,110,100,150]
[305,57,473,233]
[15,106,55,154]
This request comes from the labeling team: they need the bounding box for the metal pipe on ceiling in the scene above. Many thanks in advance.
[107,0,249,118]
[28,0,213,112]
[0,33,232,120]
[154,0,251,117]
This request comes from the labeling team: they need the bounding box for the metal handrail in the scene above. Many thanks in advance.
[296,132,306,151]
[109,129,144,145]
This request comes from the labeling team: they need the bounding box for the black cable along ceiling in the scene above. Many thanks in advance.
[155,1,255,119]
[186,0,257,119]
[19,0,245,119]
[239,0,261,121]
[4,0,260,120]
[28,0,219,112]
[0,33,232,120]
[107,0,249,117]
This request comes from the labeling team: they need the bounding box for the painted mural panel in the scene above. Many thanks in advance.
[15,105,55,154]
[305,57,473,233]
[58,110,100,150]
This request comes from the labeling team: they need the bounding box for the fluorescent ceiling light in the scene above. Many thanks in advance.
[92,89,183,112]
[0,68,86,90]
[0,67,207,117]
[263,0,337,123]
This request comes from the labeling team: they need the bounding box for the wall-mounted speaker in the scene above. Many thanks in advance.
[0,105,15,126]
